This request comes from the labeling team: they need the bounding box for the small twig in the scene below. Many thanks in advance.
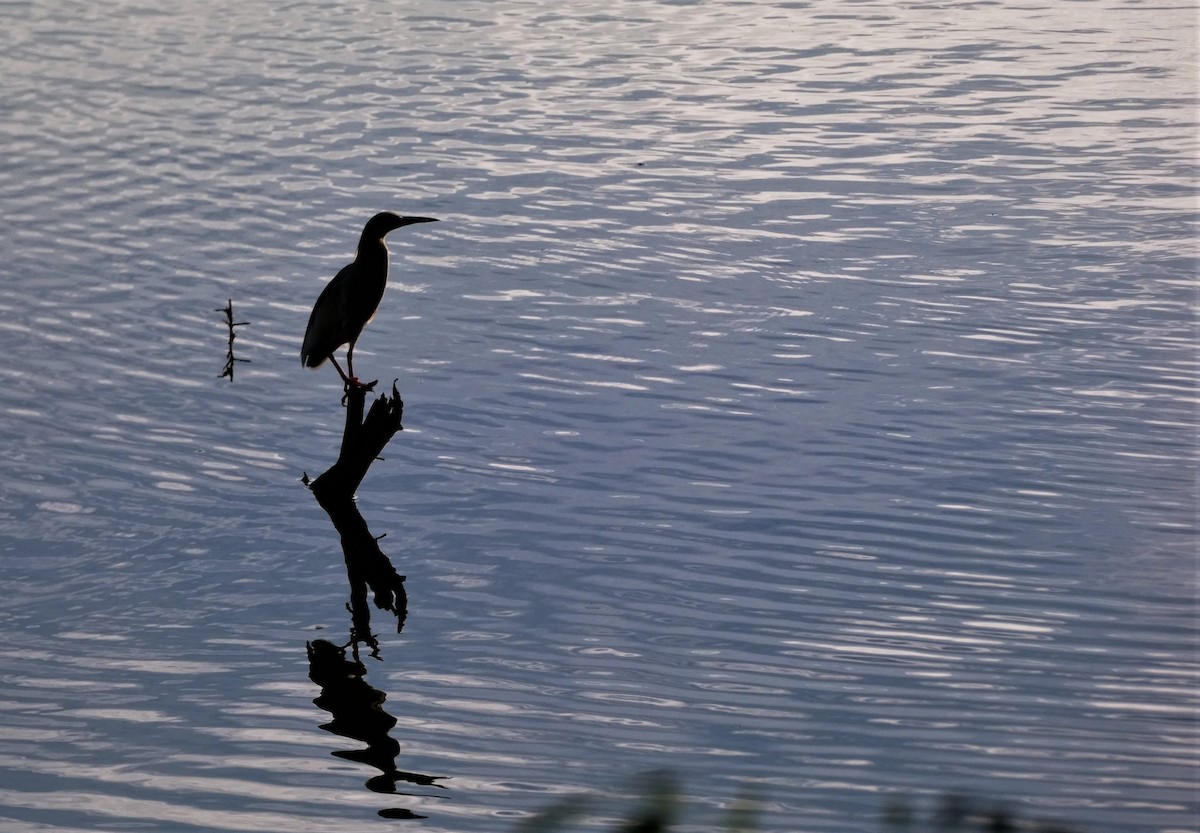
[217,298,251,381]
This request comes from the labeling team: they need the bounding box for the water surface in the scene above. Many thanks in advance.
[0,1,1196,831]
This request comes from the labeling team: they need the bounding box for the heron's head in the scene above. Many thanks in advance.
[365,212,439,239]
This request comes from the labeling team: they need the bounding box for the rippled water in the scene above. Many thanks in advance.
[1,1,1196,831]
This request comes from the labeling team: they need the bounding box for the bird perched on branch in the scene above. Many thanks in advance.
[301,211,438,387]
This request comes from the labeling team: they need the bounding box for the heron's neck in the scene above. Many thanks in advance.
[355,238,389,264]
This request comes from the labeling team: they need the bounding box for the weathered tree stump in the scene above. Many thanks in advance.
[308,382,408,642]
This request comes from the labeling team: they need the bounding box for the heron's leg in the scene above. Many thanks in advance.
[346,340,357,381]
[328,354,352,384]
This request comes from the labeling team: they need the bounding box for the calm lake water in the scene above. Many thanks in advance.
[0,1,1196,831]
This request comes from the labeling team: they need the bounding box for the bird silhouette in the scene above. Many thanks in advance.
[301,212,437,387]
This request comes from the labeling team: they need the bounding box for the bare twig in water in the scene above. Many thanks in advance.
[217,298,251,381]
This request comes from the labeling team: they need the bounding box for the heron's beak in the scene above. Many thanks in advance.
[400,217,439,226]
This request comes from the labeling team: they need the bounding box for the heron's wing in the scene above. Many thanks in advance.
[300,263,356,367]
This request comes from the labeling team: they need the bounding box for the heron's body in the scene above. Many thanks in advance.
[301,212,437,385]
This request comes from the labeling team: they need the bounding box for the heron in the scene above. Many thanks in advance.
[301,211,438,387]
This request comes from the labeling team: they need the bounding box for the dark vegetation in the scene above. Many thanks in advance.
[518,772,1087,832]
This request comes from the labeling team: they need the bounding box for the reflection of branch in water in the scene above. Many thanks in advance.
[329,494,407,657]
[307,638,446,815]
[305,382,444,818]
[216,299,250,381]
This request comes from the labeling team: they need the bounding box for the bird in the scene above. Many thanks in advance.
[301,211,437,387]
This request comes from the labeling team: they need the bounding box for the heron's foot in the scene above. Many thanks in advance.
[340,377,378,406]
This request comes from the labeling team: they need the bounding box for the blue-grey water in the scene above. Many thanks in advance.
[0,1,1196,831]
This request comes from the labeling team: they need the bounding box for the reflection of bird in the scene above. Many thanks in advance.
[301,212,438,386]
